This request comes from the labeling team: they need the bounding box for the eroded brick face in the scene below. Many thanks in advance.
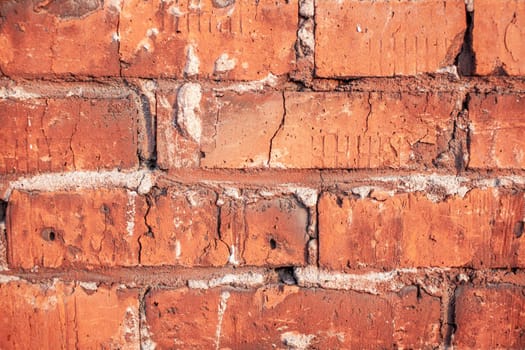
[469,94,525,169]
[315,0,466,77]
[454,285,525,348]
[474,0,525,75]
[0,280,139,350]
[0,98,138,175]
[0,1,120,77]
[120,0,298,79]
[319,189,525,270]
[271,92,456,169]
[7,189,146,269]
[145,285,441,349]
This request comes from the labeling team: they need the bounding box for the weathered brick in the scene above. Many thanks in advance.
[0,280,139,349]
[319,189,525,270]
[454,285,525,348]
[474,0,525,75]
[0,98,138,175]
[119,0,297,79]
[141,186,308,267]
[157,87,283,169]
[315,0,466,77]
[0,1,120,77]
[140,186,229,266]
[7,189,146,269]
[270,92,455,169]
[469,94,525,169]
[219,196,309,266]
[145,285,441,349]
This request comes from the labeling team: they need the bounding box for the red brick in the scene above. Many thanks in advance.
[474,0,525,75]
[315,0,466,77]
[200,92,283,168]
[145,285,441,348]
[0,280,139,349]
[140,186,229,266]
[6,189,146,269]
[454,285,525,348]
[0,1,120,77]
[469,94,525,169]
[270,92,455,168]
[0,98,138,175]
[159,90,456,170]
[319,189,525,270]
[119,0,297,79]
[157,88,283,169]
[219,196,309,266]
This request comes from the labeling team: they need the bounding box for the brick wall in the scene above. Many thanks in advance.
[1,0,524,348]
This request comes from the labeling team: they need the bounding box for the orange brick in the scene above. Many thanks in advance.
[469,94,525,169]
[454,285,525,348]
[0,98,138,175]
[319,189,525,270]
[315,0,466,77]
[156,88,283,169]
[0,280,139,349]
[474,0,525,75]
[6,189,146,269]
[145,285,441,348]
[0,1,120,77]
[219,196,309,266]
[120,0,297,79]
[140,186,229,266]
[270,92,455,169]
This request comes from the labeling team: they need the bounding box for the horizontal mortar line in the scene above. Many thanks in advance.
[159,168,525,187]
[0,266,277,288]
[1,266,523,291]
[1,169,154,200]
[5,168,525,199]
[2,76,525,98]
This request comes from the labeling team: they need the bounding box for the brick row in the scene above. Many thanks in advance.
[0,0,297,79]
[144,285,441,349]
[2,0,524,78]
[6,187,309,269]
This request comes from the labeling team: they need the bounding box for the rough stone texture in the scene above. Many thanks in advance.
[0,1,120,77]
[119,0,297,79]
[315,0,466,77]
[469,93,525,169]
[474,0,525,75]
[7,189,146,269]
[318,189,525,270]
[145,285,441,349]
[270,92,455,169]
[0,280,139,349]
[454,285,525,348]
[140,186,229,266]
[219,196,309,266]
[0,98,138,175]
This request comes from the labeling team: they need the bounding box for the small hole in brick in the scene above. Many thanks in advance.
[41,228,56,242]
[269,238,277,249]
